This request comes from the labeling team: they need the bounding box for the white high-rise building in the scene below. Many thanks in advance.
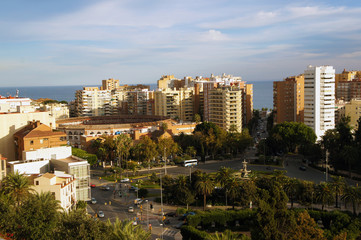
[304,65,335,139]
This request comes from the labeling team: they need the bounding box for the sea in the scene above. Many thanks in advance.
[0,81,273,110]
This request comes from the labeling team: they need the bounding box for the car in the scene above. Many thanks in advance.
[178,212,196,221]
[98,211,104,218]
[165,212,176,217]
[128,206,134,213]
[299,166,307,171]
[120,178,130,183]
[90,184,96,188]
[174,222,185,229]
[129,186,138,192]
[134,198,142,205]
[100,185,110,191]
[91,197,97,204]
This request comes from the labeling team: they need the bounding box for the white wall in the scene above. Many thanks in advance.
[23,146,72,160]
[10,160,50,174]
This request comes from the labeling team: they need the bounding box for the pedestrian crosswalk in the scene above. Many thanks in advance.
[162,228,178,237]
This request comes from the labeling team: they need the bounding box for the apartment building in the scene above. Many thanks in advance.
[335,69,361,91]
[30,172,76,212]
[0,96,32,113]
[14,121,67,160]
[74,87,116,117]
[0,154,6,181]
[51,156,90,201]
[154,88,194,121]
[273,75,304,124]
[304,65,335,139]
[39,103,69,120]
[336,78,361,101]
[101,78,120,90]
[244,84,254,125]
[208,86,243,132]
[126,89,155,115]
[0,108,56,160]
[344,99,361,128]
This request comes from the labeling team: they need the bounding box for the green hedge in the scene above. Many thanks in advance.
[180,225,209,240]
[72,148,98,165]
[187,209,255,231]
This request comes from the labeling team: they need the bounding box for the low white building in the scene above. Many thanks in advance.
[30,171,76,212]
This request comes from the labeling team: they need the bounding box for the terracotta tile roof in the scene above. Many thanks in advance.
[41,173,56,179]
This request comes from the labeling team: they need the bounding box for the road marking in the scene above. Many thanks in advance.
[163,228,178,237]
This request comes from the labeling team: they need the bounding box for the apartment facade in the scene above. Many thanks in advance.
[14,121,67,160]
[304,65,335,139]
[336,78,361,101]
[344,99,361,128]
[208,86,243,132]
[0,96,32,113]
[30,172,76,212]
[0,109,56,160]
[273,75,304,124]
[154,88,194,121]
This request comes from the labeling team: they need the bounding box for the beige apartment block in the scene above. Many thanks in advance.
[0,154,6,181]
[244,84,253,125]
[337,78,361,101]
[155,88,194,121]
[0,110,56,160]
[273,75,304,124]
[40,103,69,120]
[157,75,179,90]
[101,78,120,90]
[30,172,76,212]
[344,99,361,128]
[335,69,361,91]
[51,156,91,201]
[0,96,32,113]
[208,86,243,132]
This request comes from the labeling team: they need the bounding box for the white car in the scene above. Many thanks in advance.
[120,178,130,183]
[91,197,97,204]
[128,206,134,213]
[98,211,104,218]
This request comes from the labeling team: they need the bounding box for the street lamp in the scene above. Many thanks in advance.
[145,200,149,227]
[163,147,167,175]
[325,150,329,182]
[136,183,139,199]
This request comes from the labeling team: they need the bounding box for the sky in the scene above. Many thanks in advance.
[1,0,361,86]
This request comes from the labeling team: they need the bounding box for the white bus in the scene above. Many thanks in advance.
[183,159,198,167]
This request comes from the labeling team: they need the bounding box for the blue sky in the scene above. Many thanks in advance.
[1,0,361,86]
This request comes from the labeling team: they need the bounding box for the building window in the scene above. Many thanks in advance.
[36,181,39,185]
[30,140,34,145]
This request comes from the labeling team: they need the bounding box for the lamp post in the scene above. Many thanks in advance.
[325,150,329,182]
[145,200,149,226]
[163,147,167,175]
[136,183,139,199]
[160,170,164,240]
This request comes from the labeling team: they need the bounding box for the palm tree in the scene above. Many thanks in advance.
[174,175,194,209]
[215,167,235,206]
[109,219,151,240]
[1,171,33,207]
[330,176,346,208]
[195,173,215,210]
[315,182,333,210]
[284,178,300,208]
[342,186,361,215]
[226,176,241,209]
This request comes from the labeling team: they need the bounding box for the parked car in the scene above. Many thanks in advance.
[100,185,110,191]
[90,184,96,188]
[120,178,130,183]
[91,197,97,204]
[134,198,142,205]
[128,206,134,213]
[299,166,307,171]
[129,186,138,192]
[165,212,177,217]
[178,212,195,221]
[98,211,104,218]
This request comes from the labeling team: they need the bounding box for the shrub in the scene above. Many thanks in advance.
[138,188,148,198]
[180,225,208,240]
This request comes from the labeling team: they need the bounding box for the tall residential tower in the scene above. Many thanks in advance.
[304,65,335,139]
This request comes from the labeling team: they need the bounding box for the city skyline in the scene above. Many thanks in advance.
[1,0,361,86]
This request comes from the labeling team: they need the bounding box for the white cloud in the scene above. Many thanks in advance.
[341,51,361,58]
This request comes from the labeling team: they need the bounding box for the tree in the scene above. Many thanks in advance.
[56,209,109,239]
[138,136,157,174]
[288,211,326,240]
[206,230,246,240]
[194,114,201,124]
[341,186,361,215]
[16,192,61,240]
[185,146,197,158]
[115,134,132,178]
[76,200,87,210]
[341,146,358,178]
[315,182,333,211]
[267,122,316,154]
[108,219,151,240]
[195,173,215,210]
[1,171,33,207]
[330,176,346,208]
[174,175,194,209]
[226,176,241,209]
[215,167,235,206]
[284,178,300,208]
